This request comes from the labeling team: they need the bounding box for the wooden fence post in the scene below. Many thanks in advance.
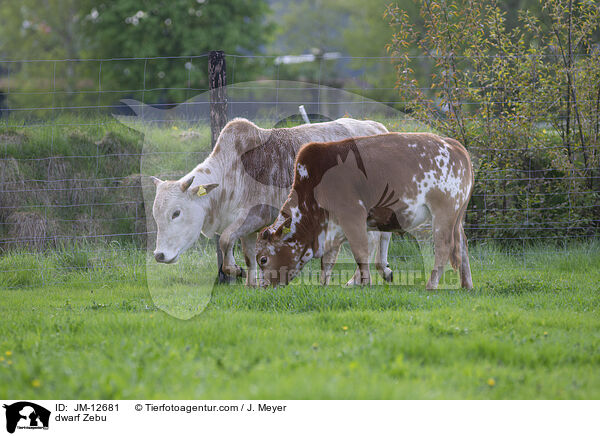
[209,50,229,283]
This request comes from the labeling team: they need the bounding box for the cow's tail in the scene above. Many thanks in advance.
[450,157,474,272]
[449,204,466,271]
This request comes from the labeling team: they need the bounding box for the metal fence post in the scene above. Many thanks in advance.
[208,50,229,283]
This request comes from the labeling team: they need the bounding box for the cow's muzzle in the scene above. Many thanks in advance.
[154,252,178,264]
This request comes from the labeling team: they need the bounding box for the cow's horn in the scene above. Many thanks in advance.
[180,176,194,192]
[268,214,292,238]
[150,176,163,186]
[260,227,273,240]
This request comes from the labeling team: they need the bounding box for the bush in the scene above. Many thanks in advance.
[386,0,600,242]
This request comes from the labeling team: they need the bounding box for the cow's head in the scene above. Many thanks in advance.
[255,210,315,287]
[151,175,218,264]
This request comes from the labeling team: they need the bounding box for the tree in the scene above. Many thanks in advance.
[386,0,600,241]
[0,0,274,115]
[340,0,419,103]
[80,0,274,103]
[271,0,415,104]
[0,0,96,114]
[0,0,90,61]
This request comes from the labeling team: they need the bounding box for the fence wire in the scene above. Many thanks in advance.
[0,53,598,288]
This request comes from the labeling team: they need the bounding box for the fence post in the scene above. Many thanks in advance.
[208,50,230,283]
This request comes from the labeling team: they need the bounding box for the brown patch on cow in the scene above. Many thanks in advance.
[240,129,297,188]
[219,187,228,204]
[367,207,401,231]
[373,184,399,210]
[204,197,219,228]
[367,185,409,232]
[243,204,280,234]
[294,137,368,190]
[265,137,376,253]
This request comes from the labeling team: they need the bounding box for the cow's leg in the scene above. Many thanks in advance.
[347,231,378,285]
[219,230,245,279]
[240,233,258,287]
[347,266,363,286]
[426,214,454,290]
[459,225,473,289]
[321,241,342,285]
[219,207,272,283]
[338,214,371,286]
[218,215,253,280]
[375,232,393,282]
[215,235,232,284]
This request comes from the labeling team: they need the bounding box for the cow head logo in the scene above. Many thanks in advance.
[116,80,432,319]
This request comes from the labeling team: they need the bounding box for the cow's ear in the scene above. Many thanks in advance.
[190,183,219,197]
[260,227,273,241]
[150,176,163,187]
[180,176,195,192]
[203,183,219,194]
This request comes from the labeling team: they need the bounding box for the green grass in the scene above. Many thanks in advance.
[0,243,599,399]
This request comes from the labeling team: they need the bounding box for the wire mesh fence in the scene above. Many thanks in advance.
[0,53,598,289]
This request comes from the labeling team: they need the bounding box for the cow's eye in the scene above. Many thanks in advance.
[260,256,268,265]
[171,210,181,220]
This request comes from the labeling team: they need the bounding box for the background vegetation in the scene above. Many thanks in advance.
[0,0,597,249]
[386,0,600,240]
[0,0,599,401]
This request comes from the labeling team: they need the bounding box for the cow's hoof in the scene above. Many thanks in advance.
[383,267,393,283]
[221,264,245,280]
[217,267,235,284]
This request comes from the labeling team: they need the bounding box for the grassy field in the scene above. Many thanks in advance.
[0,242,599,399]
[1,116,599,399]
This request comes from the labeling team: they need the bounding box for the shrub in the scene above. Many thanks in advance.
[386,0,600,242]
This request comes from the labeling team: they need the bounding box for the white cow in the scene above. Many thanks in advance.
[150,117,394,286]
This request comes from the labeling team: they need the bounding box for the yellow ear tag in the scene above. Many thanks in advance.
[196,185,207,197]
[282,227,291,234]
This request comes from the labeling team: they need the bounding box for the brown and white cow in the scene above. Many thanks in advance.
[256,132,474,290]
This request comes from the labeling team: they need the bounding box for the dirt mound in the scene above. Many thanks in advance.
[6,211,48,250]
